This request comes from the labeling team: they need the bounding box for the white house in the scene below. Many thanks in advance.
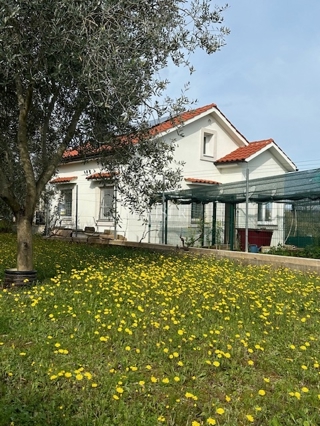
[49,103,297,248]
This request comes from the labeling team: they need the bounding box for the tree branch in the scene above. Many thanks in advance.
[15,75,36,215]
[36,98,87,198]
[0,167,21,213]
[41,88,59,165]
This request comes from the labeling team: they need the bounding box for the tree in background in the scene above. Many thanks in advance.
[0,0,229,271]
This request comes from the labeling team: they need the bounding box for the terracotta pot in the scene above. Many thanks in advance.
[3,269,37,289]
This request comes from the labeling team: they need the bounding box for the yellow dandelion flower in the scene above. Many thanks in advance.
[84,372,92,380]
[207,418,216,425]
[246,414,254,422]
[258,389,266,396]
[216,408,225,415]
[301,387,309,393]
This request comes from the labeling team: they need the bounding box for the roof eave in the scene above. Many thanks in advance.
[245,143,297,171]
[215,160,246,168]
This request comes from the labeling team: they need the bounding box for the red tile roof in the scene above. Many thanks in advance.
[185,178,220,185]
[215,139,274,164]
[62,105,218,159]
[61,103,251,162]
[150,103,217,135]
[50,176,77,184]
[63,149,80,159]
[86,172,114,180]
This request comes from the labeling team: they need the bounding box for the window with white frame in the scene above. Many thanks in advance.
[201,129,215,160]
[100,186,114,220]
[191,202,203,222]
[257,202,273,223]
[59,188,73,216]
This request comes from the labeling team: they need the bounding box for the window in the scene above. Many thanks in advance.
[203,134,213,156]
[59,189,72,216]
[201,130,215,160]
[35,211,45,225]
[191,202,203,222]
[100,186,114,220]
[258,202,272,222]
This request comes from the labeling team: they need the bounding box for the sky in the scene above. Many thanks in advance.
[162,0,320,171]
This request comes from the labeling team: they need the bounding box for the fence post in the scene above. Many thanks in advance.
[229,203,235,251]
[211,201,217,246]
[164,200,168,245]
[201,202,205,247]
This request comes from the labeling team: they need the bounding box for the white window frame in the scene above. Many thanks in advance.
[257,202,277,225]
[99,186,114,221]
[200,128,216,161]
[59,187,73,217]
[191,201,203,223]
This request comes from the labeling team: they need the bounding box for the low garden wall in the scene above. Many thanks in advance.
[46,231,320,274]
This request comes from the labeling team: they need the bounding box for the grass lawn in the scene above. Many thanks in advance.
[0,234,320,425]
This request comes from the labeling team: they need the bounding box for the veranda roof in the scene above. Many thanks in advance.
[160,168,320,205]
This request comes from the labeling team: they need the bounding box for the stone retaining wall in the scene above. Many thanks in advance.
[44,234,320,275]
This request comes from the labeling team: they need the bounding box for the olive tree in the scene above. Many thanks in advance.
[0,0,229,271]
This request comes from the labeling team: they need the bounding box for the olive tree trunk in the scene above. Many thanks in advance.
[16,213,34,271]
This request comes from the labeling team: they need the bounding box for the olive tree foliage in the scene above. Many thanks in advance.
[0,0,229,270]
